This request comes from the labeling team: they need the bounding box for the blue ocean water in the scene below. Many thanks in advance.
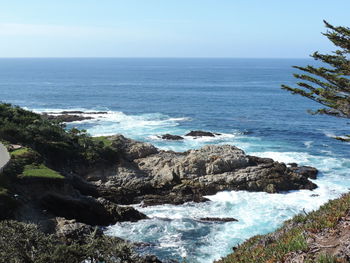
[0,58,349,262]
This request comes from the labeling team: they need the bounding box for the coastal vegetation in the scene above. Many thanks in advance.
[0,220,135,263]
[216,193,350,263]
[0,103,119,171]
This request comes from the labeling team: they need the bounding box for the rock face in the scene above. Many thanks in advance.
[40,193,147,226]
[90,135,318,206]
[108,135,159,161]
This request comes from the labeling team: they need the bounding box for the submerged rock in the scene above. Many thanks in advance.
[198,217,238,222]
[58,111,107,114]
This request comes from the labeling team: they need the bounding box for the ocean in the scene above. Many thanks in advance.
[0,58,349,262]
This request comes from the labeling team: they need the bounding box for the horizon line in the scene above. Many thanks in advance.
[0,56,312,59]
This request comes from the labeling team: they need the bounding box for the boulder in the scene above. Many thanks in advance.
[55,217,103,243]
[108,135,158,161]
[289,165,318,179]
[160,134,184,140]
[185,130,217,137]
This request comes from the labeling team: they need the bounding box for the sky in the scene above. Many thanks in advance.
[0,0,349,58]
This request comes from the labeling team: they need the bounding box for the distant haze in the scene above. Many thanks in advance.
[0,0,349,58]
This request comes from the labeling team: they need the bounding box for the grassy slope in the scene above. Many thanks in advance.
[21,164,64,179]
[10,148,30,157]
[216,193,350,263]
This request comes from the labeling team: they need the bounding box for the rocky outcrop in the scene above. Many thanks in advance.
[42,111,108,123]
[97,197,148,222]
[90,135,318,206]
[40,193,147,226]
[185,130,218,137]
[55,217,103,243]
[43,113,93,122]
[160,134,184,140]
[108,135,158,161]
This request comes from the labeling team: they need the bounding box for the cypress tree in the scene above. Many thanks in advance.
[282,21,350,141]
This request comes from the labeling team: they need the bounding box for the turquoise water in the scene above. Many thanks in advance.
[0,58,349,262]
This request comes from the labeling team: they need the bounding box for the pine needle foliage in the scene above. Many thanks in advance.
[282,21,350,141]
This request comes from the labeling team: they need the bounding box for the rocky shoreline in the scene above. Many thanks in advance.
[3,133,318,234]
[88,135,317,206]
[1,108,320,262]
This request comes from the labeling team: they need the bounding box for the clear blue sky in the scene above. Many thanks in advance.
[0,0,349,58]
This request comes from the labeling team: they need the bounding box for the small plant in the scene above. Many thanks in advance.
[317,253,338,263]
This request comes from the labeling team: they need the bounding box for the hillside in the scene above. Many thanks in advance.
[216,193,350,263]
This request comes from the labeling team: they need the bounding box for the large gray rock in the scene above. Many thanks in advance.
[109,135,158,161]
[90,136,318,206]
[160,134,184,140]
[55,217,103,243]
[185,130,217,137]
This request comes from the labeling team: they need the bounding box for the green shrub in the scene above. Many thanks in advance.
[0,103,119,172]
[0,220,134,263]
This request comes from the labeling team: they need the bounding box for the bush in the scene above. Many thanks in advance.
[0,220,134,263]
[0,103,119,171]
